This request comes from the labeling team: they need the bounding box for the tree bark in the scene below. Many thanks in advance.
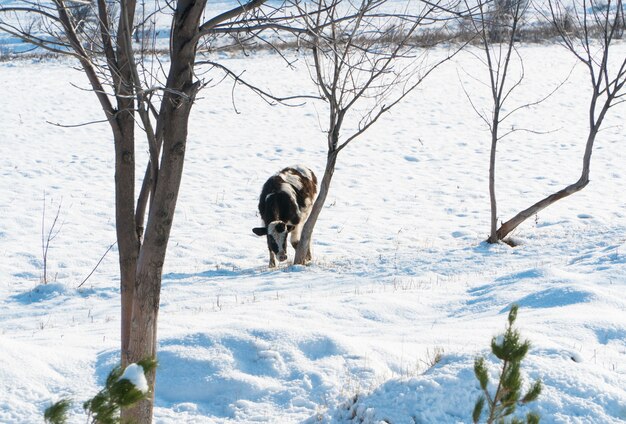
[115,0,139,368]
[294,150,338,265]
[115,124,139,365]
[496,127,597,240]
[487,121,499,244]
[121,1,205,422]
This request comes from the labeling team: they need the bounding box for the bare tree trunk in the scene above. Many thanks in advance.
[496,127,597,240]
[294,150,338,265]
[115,126,139,365]
[115,0,139,369]
[463,0,522,244]
[487,123,499,243]
[121,1,204,421]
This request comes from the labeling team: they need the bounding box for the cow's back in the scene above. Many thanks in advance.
[258,166,317,226]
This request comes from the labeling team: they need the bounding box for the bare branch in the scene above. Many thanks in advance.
[498,126,561,140]
[0,6,62,22]
[500,63,576,123]
[198,0,269,39]
[294,0,460,264]
[77,242,117,288]
[458,69,492,130]
[46,118,110,127]
[197,60,321,106]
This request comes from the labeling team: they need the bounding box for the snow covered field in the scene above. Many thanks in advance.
[1,43,625,423]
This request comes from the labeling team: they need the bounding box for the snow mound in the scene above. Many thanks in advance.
[154,330,369,421]
[119,363,149,393]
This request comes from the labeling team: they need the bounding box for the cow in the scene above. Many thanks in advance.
[252,165,318,267]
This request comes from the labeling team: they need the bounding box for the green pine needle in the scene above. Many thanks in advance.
[473,396,485,423]
[522,380,542,404]
[508,304,519,325]
[110,379,146,407]
[526,412,541,424]
[491,337,506,360]
[103,365,124,391]
[503,404,517,417]
[474,357,489,390]
[137,358,158,374]
[503,362,522,394]
[44,398,71,424]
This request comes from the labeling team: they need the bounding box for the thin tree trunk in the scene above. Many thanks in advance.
[496,127,597,240]
[294,150,338,265]
[487,124,499,243]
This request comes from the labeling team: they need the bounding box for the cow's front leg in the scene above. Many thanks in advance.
[269,250,277,268]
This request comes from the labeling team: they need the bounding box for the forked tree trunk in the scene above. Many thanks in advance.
[121,1,204,422]
[293,150,338,265]
[496,127,598,240]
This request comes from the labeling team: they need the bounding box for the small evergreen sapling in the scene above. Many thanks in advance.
[43,398,71,424]
[472,305,542,424]
[44,359,157,424]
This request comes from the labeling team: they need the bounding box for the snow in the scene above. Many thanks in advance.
[119,363,149,394]
[493,335,505,347]
[1,42,626,424]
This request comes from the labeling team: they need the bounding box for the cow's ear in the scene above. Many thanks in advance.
[286,224,295,232]
[252,227,267,236]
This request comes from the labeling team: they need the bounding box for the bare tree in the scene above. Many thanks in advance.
[291,0,458,265]
[41,193,63,284]
[0,0,278,421]
[493,0,626,240]
[460,0,532,243]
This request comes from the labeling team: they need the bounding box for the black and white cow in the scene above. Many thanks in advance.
[253,165,317,267]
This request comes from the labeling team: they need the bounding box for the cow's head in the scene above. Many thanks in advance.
[252,221,295,262]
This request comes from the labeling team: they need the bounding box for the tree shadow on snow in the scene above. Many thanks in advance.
[162,266,262,282]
